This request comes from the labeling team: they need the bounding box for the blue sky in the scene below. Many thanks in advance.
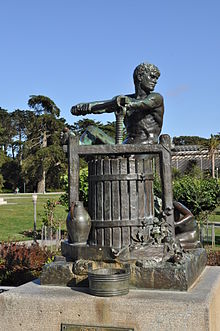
[1,0,219,138]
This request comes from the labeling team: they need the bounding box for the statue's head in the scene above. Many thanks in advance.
[133,63,160,94]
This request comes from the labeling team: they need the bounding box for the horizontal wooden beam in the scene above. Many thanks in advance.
[77,143,164,156]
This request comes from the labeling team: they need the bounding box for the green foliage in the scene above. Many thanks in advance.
[41,199,62,229]
[173,176,220,217]
[153,173,162,198]
[71,119,103,136]
[0,108,15,154]
[200,134,220,178]
[184,160,203,178]
[1,158,22,190]
[0,174,4,192]
[0,143,5,191]
[0,242,53,286]
[23,96,67,192]
[0,193,67,242]
[60,166,89,208]
[70,118,117,140]
[0,103,67,192]
[154,168,220,223]
[59,174,69,207]
[172,167,182,179]
[173,135,208,145]
[79,167,89,204]
[28,95,60,117]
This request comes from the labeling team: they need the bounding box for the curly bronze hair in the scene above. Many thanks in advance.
[133,63,160,88]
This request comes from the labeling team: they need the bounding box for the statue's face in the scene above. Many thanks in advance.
[140,70,159,93]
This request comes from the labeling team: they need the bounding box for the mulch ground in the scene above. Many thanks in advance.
[206,249,220,266]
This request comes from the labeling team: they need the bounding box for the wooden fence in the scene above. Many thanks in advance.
[203,222,220,248]
[40,224,62,250]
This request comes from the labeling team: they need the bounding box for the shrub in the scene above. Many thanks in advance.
[41,199,62,228]
[60,166,89,208]
[0,242,53,286]
[173,176,220,217]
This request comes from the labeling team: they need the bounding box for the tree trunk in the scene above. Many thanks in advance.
[37,170,46,193]
[12,144,15,159]
[19,131,23,166]
[212,153,215,178]
[37,130,47,193]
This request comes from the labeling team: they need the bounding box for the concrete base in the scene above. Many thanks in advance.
[0,267,220,331]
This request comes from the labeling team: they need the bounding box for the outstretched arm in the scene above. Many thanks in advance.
[71,95,129,116]
[126,93,163,111]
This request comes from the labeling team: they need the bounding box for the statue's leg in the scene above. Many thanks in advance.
[176,230,201,249]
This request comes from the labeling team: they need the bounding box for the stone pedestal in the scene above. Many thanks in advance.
[0,267,220,331]
[45,245,207,291]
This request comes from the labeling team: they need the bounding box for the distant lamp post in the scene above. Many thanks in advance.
[32,193,38,242]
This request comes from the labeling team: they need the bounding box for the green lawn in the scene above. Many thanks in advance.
[202,205,220,247]
[1,193,220,245]
[0,193,67,242]
[209,205,220,222]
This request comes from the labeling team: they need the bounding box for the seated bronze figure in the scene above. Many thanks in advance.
[174,201,201,249]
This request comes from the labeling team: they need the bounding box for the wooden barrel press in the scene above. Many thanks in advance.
[88,156,155,249]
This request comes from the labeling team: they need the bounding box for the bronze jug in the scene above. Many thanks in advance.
[66,201,91,245]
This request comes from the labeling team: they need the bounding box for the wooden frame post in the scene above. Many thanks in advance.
[68,134,79,208]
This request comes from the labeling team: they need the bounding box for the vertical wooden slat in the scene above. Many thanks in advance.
[120,158,130,246]
[159,135,175,237]
[144,158,154,217]
[88,160,96,220]
[212,224,215,248]
[111,158,121,248]
[137,159,145,220]
[88,159,96,245]
[206,221,209,245]
[88,160,92,216]
[103,159,112,246]
[68,134,79,208]
[129,158,138,241]
[96,159,103,245]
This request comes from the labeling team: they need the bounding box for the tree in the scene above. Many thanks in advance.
[70,119,104,136]
[0,108,15,155]
[173,175,220,218]
[200,134,220,178]
[24,95,66,193]
[173,136,208,146]
[70,118,118,140]
[11,110,34,165]
[0,123,6,191]
[1,158,21,191]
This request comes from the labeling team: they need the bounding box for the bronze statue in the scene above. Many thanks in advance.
[155,197,201,250]
[55,62,207,292]
[174,201,201,249]
[71,63,164,144]
[70,63,201,250]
